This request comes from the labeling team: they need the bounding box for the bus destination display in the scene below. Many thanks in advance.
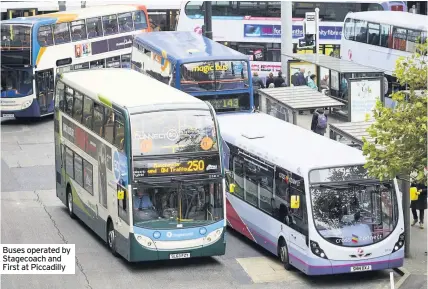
[207,98,239,110]
[133,155,220,178]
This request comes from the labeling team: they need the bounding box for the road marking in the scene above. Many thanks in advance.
[236,256,301,283]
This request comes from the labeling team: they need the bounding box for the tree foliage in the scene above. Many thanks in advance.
[362,42,428,185]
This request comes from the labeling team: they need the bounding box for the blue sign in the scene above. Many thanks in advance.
[243,24,342,40]
[113,151,128,186]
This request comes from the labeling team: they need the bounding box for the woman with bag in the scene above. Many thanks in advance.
[411,183,427,229]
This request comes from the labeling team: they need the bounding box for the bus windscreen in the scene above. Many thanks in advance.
[131,109,218,156]
[180,60,249,93]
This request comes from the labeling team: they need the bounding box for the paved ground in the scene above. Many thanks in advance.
[0,117,401,289]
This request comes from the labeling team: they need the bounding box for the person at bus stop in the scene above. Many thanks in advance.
[410,183,427,229]
[274,71,285,88]
[291,68,307,87]
[310,108,328,136]
[307,74,318,90]
[252,72,265,108]
[266,72,275,88]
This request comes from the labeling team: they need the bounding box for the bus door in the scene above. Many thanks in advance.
[35,69,54,115]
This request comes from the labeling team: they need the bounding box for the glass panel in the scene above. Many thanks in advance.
[72,91,83,122]
[113,112,125,149]
[393,27,407,51]
[89,59,105,68]
[83,159,93,194]
[70,19,87,42]
[131,109,218,156]
[104,108,114,144]
[132,181,224,229]
[102,14,118,35]
[407,29,422,53]
[380,24,392,48]
[1,67,33,97]
[180,60,249,92]
[106,56,120,68]
[37,25,54,46]
[74,154,83,186]
[82,96,93,129]
[244,162,259,206]
[367,23,380,46]
[93,102,104,136]
[309,165,369,184]
[1,24,31,48]
[344,18,355,41]
[259,167,274,213]
[311,181,398,247]
[133,10,148,30]
[65,147,74,178]
[355,20,367,43]
[232,156,245,199]
[64,86,74,115]
[118,12,134,32]
[121,54,131,68]
[87,17,102,38]
[53,23,70,44]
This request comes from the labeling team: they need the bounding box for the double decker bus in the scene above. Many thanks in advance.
[1,5,150,119]
[131,31,254,113]
[340,11,427,101]
[177,1,407,77]
[220,112,404,275]
[54,69,226,261]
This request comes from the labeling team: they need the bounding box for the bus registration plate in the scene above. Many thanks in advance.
[170,253,190,259]
[2,114,14,118]
[350,265,372,272]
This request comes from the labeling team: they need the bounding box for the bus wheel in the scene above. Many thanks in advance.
[107,220,118,257]
[66,187,76,219]
[279,239,292,270]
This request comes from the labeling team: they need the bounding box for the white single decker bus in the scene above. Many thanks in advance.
[54,69,226,261]
[220,112,404,275]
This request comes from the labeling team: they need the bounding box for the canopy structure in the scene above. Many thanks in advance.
[329,120,375,149]
[258,86,344,124]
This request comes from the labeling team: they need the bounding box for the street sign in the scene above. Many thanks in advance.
[305,12,316,35]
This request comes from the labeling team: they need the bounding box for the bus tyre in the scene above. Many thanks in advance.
[279,240,292,271]
[107,221,119,257]
[67,188,76,219]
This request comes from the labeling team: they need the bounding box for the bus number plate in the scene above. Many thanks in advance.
[350,265,372,272]
[170,253,190,259]
[2,114,14,118]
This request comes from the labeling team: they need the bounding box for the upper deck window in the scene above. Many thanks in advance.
[70,20,87,42]
[37,25,54,46]
[102,15,119,36]
[53,22,71,44]
[132,11,148,30]
[118,12,134,33]
[1,24,31,49]
[87,17,103,38]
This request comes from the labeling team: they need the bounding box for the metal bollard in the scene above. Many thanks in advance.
[390,271,395,289]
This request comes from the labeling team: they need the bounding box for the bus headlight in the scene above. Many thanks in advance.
[310,240,328,259]
[204,228,223,246]
[21,100,32,110]
[134,234,157,250]
[392,233,405,253]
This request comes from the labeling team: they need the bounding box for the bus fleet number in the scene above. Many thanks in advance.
[187,160,205,172]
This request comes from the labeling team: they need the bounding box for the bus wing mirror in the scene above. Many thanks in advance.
[290,195,300,209]
[117,190,125,200]
[229,183,235,193]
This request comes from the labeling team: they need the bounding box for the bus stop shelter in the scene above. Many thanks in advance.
[284,54,385,122]
[258,86,344,124]
[329,120,375,150]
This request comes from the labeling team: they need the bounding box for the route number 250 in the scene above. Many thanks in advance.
[187,160,205,171]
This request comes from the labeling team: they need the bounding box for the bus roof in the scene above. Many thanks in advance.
[59,69,208,110]
[346,11,428,31]
[134,31,249,64]
[1,4,145,24]
[218,113,366,177]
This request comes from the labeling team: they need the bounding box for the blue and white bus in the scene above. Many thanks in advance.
[1,5,150,118]
[131,31,254,113]
[221,112,404,275]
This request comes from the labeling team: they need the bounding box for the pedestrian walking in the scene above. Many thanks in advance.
[274,71,285,87]
[411,183,427,229]
[310,108,328,136]
[252,72,265,109]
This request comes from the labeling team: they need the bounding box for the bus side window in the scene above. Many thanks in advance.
[133,10,148,30]
[55,81,65,111]
[87,17,102,39]
[289,184,308,235]
[53,22,71,44]
[102,14,118,36]
[37,25,54,46]
[118,12,134,33]
[92,102,105,137]
[113,112,125,151]
[82,96,93,129]
[72,91,83,123]
[71,19,87,42]
[344,18,355,41]
[104,107,114,144]
[232,156,245,199]
[64,86,74,115]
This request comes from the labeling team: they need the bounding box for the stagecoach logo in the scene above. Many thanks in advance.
[206,165,218,171]
[194,26,203,35]
[166,231,194,238]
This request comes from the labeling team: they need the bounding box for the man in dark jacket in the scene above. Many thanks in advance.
[252,72,264,108]
[311,109,328,136]
[274,71,285,87]
[266,72,275,88]
[291,68,307,86]
[411,183,427,229]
